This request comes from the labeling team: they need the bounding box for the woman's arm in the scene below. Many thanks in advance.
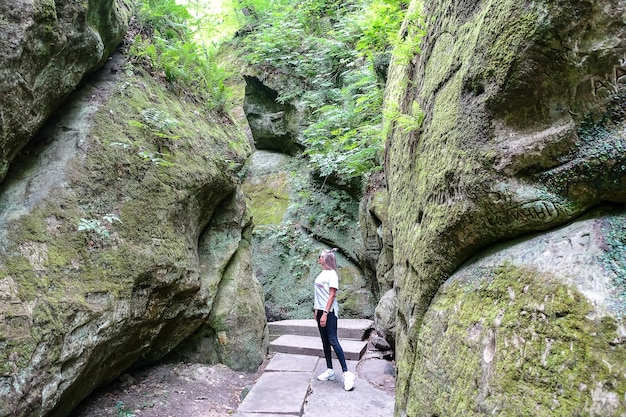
[319,287,337,327]
[325,287,337,312]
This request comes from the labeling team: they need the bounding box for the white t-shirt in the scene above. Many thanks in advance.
[314,269,340,316]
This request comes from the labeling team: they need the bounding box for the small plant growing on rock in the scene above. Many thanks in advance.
[137,150,175,167]
[77,214,122,247]
[129,108,181,153]
[78,219,109,238]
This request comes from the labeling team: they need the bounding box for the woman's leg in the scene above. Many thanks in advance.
[316,310,333,369]
[325,312,348,372]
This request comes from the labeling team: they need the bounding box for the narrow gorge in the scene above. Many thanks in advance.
[0,0,624,416]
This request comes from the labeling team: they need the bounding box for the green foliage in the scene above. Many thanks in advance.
[128,0,231,111]
[383,100,424,136]
[132,108,180,135]
[128,108,181,160]
[137,150,175,166]
[307,187,359,231]
[240,0,411,189]
[303,64,383,187]
[179,0,239,43]
[135,0,191,39]
[233,0,292,22]
[393,3,427,65]
[357,0,407,57]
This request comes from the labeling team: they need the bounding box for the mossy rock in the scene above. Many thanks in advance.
[402,206,626,416]
[0,0,132,182]
[386,1,626,413]
[0,56,255,416]
[408,263,625,416]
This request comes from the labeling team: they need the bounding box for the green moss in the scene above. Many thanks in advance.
[4,255,41,300]
[33,0,58,23]
[390,1,626,414]
[242,172,290,226]
[483,10,537,88]
[0,339,37,376]
[14,212,48,242]
[406,262,626,416]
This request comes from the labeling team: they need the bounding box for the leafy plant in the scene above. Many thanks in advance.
[103,214,122,225]
[77,214,122,241]
[392,3,427,65]
[78,219,110,239]
[239,0,414,190]
[303,64,383,188]
[129,108,181,153]
[127,0,231,111]
[356,0,407,57]
[137,150,175,166]
[383,100,424,136]
[135,0,191,40]
[115,401,136,417]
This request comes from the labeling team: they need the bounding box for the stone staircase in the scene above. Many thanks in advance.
[234,318,394,417]
[268,319,374,361]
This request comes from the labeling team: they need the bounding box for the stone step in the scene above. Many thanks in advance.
[270,334,368,361]
[268,319,373,341]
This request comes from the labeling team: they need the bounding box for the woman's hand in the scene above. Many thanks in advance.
[320,312,327,327]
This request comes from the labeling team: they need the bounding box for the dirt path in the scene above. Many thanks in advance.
[70,358,269,417]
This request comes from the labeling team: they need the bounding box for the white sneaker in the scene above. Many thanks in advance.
[343,371,355,391]
[317,368,335,381]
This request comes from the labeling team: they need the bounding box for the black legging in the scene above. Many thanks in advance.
[316,310,348,372]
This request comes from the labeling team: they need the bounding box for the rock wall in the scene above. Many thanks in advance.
[359,174,395,344]
[242,76,377,321]
[171,189,268,372]
[0,0,132,182]
[243,75,304,155]
[384,0,626,415]
[0,49,265,417]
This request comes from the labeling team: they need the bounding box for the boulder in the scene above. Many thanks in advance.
[0,54,262,416]
[384,0,626,414]
[359,175,394,297]
[242,151,292,226]
[170,189,269,372]
[373,289,396,348]
[409,205,626,416]
[0,0,132,182]
[243,75,304,154]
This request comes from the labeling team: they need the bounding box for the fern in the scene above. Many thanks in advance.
[128,0,231,111]
[239,0,414,189]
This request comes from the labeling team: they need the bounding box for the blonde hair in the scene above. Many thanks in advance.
[320,248,339,271]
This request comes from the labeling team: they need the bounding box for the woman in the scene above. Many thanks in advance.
[313,248,355,391]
